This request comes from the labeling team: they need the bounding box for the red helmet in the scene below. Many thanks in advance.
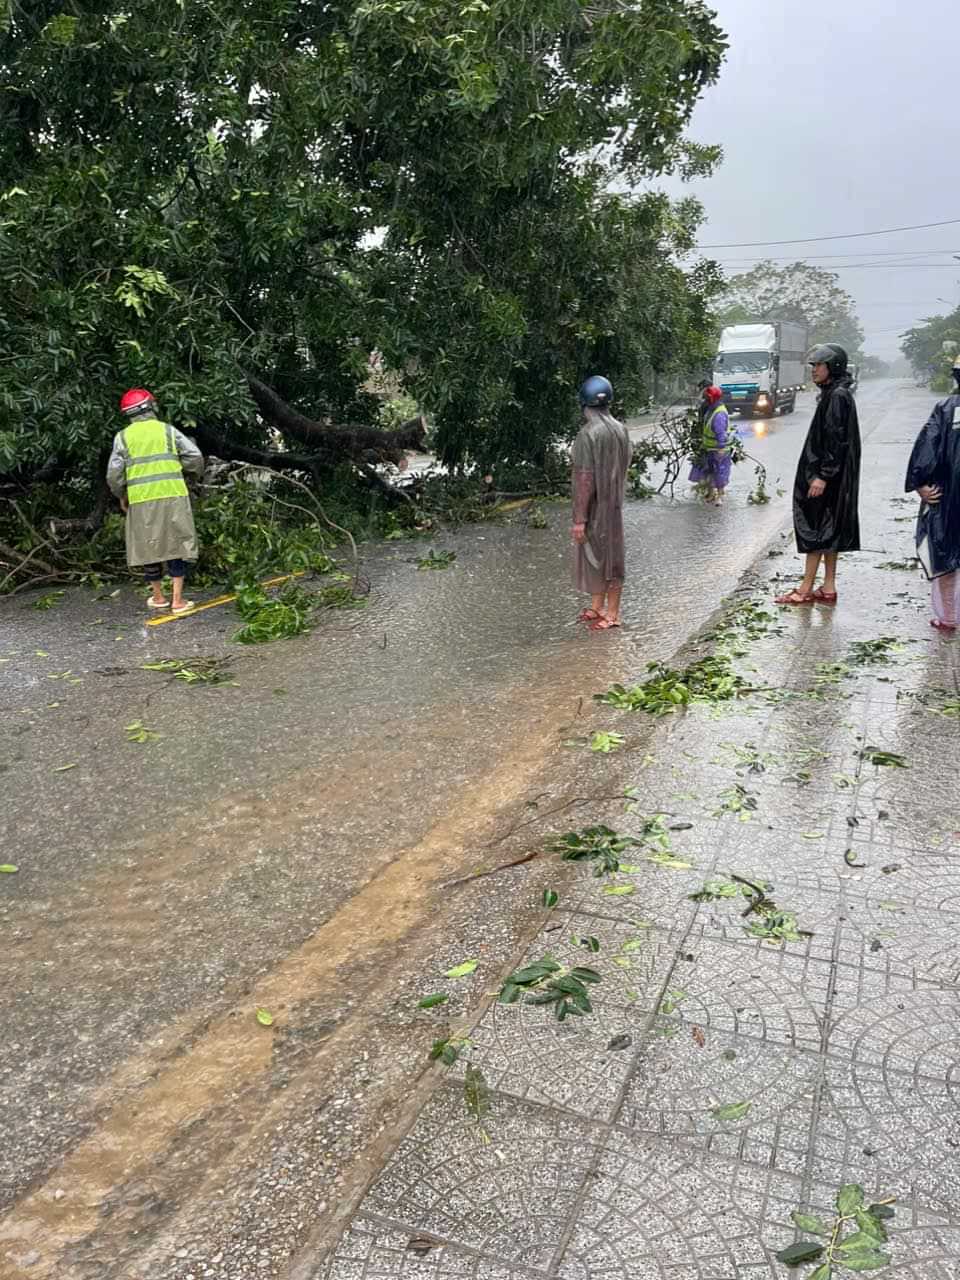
[704,385,724,404]
[119,388,155,415]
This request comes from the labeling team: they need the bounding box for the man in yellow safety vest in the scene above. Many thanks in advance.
[106,388,204,613]
[688,384,732,506]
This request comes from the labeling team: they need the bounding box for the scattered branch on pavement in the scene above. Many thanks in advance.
[776,1185,896,1276]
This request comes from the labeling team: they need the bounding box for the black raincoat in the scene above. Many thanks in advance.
[904,393,960,579]
[792,375,861,552]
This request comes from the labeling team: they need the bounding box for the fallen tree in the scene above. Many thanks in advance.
[1,0,726,533]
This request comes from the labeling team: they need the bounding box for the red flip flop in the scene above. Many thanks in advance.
[931,619,957,633]
[589,616,622,631]
[812,588,838,603]
[774,590,815,606]
[577,608,604,623]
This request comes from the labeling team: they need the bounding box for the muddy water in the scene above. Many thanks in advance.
[0,382,910,1276]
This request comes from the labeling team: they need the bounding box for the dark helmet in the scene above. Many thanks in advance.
[579,375,613,408]
[807,343,848,377]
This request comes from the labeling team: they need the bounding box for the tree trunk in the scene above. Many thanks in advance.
[245,375,425,464]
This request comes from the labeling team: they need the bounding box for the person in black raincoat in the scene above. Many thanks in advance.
[775,343,861,605]
[905,355,960,631]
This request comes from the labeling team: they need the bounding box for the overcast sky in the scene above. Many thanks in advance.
[665,0,958,359]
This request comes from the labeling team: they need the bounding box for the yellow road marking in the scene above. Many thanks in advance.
[495,497,533,513]
[145,573,304,625]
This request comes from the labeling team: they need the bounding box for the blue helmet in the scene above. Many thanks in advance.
[579,375,613,408]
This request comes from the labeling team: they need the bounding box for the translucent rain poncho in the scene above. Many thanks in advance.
[571,408,632,593]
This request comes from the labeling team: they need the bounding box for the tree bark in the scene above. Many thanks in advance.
[245,375,426,464]
[191,424,329,474]
[191,424,418,507]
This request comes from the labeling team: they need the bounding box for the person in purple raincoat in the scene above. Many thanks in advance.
[688,385,732,506]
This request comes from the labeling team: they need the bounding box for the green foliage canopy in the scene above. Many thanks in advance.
[901,308,960,392]
[1,0,727,491]
[717,260,865,359]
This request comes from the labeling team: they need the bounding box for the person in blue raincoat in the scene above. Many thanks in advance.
[905,355,960,631]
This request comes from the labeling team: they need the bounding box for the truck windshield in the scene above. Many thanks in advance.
[715,351,770,374]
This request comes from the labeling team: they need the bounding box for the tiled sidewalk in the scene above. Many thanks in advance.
[318,414,960,1278]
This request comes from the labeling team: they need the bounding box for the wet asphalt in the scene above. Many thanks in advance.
[0,379,938,1278]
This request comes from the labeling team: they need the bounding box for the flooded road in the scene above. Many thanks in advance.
[0,380,931,1277]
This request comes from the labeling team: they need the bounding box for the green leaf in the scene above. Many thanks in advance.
[854,1210,887,1242]
[444,960,478,978]
[429,1037,455,1061]
[774,1240,825,1266]
[838,1231,884,1254]
[542,888,559,908]
[569,967,602,983]
[710,1100,752,1122]
[790,1212,831,1237]
[836,1183,865,1216]
[255,1007,274,1026]
[840,1250,891,1272]
[417,993,449,1009]
[809,1265,832,1280]
[0,864,19,874]
[866,1203,895,1221]
[602,883,635,896]
[510,960,560,984]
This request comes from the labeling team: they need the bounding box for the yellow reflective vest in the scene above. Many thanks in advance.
[121,418,189,505]
[701,404,730,454]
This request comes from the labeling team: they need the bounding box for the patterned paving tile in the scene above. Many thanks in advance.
[358,1086,606,1272]
[321,1218,545,1279]
[554,1139,796,1279]
[616,1016,818,1155]
[445,914,679,1119]
[836,860,960,986]
[622,937,827,1057]
[805,992,960,1222]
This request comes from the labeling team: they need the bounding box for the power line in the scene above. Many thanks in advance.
[829,261,960,271]
[699,218,960,249]
[713,248,960,264]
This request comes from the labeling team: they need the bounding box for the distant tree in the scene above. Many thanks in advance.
[718,261,864,357]
[901,309,960,392]
[859,356,891,379]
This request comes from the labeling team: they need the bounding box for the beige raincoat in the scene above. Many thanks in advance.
[571,409,631,592]
[106,423,204,566]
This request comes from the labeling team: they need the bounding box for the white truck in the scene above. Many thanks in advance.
[713,321,807,417]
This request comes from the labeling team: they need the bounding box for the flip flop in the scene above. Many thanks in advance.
[577,608,604,623]
[930,619,957,633]
[146,598,170,610]
[774,590,815,606]
[171,601,196,615]
[812,588,838,603]
[589,616,622,631]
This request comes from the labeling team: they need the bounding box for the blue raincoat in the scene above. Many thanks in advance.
[905,393,960,578]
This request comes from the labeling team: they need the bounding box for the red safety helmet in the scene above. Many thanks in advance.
[119,388,155,415]
[704,385,724,404]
